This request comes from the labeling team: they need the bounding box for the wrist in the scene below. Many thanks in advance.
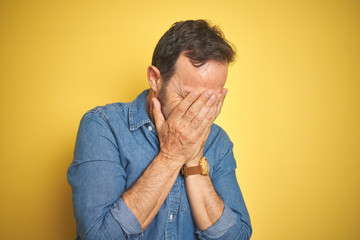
[185,158,201,167]
[158,151,184,169]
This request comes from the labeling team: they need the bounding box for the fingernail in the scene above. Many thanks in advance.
[209,95,216,102]
[224,88,228,95]
[205,89,213,97]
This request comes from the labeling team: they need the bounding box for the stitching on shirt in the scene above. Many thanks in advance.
[87,102,125,114]
[70,159,122,167]
[86,105,126,150]
[129,104,151,131]
[129,101,135,130]
[128,90,153,131]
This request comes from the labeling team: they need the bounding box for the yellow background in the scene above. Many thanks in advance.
[1,0,359,239]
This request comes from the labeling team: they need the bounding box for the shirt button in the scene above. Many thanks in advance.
[148,126,153,131]
[169,214,173,220]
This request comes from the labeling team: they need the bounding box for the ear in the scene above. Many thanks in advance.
[147,66,162,93]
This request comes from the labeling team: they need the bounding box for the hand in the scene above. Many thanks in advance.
[185,88,228,167]
[152,88,228,167]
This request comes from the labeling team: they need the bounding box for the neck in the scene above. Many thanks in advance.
[146,89,156,125]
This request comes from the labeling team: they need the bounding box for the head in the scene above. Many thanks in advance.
[147,19,236,119]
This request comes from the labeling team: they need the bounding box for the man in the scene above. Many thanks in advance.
[67,19,252,240]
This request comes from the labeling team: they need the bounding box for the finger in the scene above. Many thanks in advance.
[152,98,165,130]
[194,89,226,138]
[182,89,214,123]
[214,88,228,120]
[201,94,222,137]
[194,109,215,148]
[195,105,215,136]
[168,90,200,120]
[199,103,218,143]
[197,91,226,145]
[189,94,216,129]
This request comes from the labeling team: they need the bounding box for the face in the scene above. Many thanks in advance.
[158,53,228,119]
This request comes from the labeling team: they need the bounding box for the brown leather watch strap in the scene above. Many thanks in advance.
[181,165,202,177]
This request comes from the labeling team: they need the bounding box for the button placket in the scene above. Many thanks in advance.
[164,174,181,239]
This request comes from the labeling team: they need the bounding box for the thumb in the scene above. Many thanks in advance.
[152,97,165,130]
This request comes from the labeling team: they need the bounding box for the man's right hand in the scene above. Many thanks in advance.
[152,89,226,166]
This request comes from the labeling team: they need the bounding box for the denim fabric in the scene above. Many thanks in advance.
[67,89,252,240]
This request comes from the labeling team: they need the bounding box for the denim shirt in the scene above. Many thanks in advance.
[67,89,252,240]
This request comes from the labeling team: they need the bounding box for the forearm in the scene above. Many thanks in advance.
[185,174,224,231]
[122,152,183,231]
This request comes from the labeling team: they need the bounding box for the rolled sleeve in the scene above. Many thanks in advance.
[195,204,237,239]
[111,198,143,239]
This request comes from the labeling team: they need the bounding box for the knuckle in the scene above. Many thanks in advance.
[188,108,197,117]
[167,120,175,129]
[177,104,187,113]
[175,126,183,135]
[205,112,213,120]
[202,97,209,104]
[195,113,204,122]
[189,136,197,144]
[168,122,178,135]
[184,134,191,142]
[191,119,200,127]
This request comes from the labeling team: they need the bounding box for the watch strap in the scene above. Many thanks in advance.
[181,165,202,177]
[181,157,209,177]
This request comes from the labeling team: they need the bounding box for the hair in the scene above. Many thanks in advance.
[151,19,236,86]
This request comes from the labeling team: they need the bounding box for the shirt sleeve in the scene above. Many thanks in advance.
[67,111,143,240]
[195,135,252,240]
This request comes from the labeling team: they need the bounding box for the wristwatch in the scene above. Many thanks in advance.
[181,157,209,177]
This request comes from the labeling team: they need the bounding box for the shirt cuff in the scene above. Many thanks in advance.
[195,203,237,239]
[111,198,143,239]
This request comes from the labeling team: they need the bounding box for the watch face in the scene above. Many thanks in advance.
[201,157,209,175]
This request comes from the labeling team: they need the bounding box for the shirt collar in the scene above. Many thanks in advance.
[129,89,152,131]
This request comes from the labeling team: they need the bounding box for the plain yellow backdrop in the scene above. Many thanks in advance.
[0,0,359,239]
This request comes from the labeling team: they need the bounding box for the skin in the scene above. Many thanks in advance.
[122,52,228,231]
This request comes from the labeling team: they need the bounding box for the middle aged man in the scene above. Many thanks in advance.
[68,20,252,239]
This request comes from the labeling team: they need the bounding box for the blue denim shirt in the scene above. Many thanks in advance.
[67,89,252,240]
